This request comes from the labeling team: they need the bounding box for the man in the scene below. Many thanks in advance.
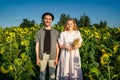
[35,12,59,80]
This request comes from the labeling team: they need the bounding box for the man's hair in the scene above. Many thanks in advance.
[42,12,54,21]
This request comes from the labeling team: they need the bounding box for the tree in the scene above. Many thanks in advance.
[78,13,91,27]
[99,21,107,28]
[39,22,44,28]
[93,23,100,28]
[57,13,70,26]
[93,21,107,28]
[74,18,80,27]
[19,18,35,28]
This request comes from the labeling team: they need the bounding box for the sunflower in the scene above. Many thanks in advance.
[100,53,112,65]
[71,38,79,47]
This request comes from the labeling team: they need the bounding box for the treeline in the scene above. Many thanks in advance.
[19,13,108,28]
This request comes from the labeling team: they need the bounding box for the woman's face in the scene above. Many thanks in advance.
[43,15,52,27]
[66,20,74,31]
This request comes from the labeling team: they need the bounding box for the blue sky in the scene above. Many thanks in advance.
[0,0,120,27]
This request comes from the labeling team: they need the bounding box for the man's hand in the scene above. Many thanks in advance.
[36,58,40,66]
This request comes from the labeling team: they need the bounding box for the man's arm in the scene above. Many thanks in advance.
[54,42,59,66]
[36,42,40,66]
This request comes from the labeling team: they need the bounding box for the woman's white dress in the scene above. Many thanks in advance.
[56,30,83,80]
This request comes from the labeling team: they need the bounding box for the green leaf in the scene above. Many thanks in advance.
[111,74,118,80]
[29,68,35,76]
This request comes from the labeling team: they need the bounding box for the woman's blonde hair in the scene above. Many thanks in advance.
[63,18,77,31]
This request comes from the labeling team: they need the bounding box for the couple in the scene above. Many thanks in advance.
[35,12,83,80]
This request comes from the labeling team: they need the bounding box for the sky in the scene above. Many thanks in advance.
[0,0,120,28]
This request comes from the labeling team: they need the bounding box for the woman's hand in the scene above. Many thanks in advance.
[54,57,58,66]
[73,43,81,49]
[65,45,73,51]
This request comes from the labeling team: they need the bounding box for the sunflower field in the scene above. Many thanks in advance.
[0,25,120,80]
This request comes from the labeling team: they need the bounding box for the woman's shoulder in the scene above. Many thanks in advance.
[73,30,79,33]
[76,30,81,33]
[60,31,66,34]
[76,30,80,32]
[60,31,67,36]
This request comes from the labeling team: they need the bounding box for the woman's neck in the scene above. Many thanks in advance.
[67,30,74,32]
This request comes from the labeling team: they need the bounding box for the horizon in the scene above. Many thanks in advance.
[0,0,120,28]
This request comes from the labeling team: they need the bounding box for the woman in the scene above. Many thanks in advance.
[56,18,83,80]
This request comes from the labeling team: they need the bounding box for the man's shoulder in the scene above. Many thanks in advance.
[37,28,44,32]
[52,28,59,33]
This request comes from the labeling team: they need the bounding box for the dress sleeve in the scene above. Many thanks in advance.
[58,32,64,45]
[77,31,83,43]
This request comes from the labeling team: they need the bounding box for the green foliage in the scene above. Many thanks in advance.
[0,26,40,80]
[79,13,91,27]
[19,18,35,28]
[93,20,108,28]
[0,25,120,80]
[57,13,71,26]
[18,13,108,29]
